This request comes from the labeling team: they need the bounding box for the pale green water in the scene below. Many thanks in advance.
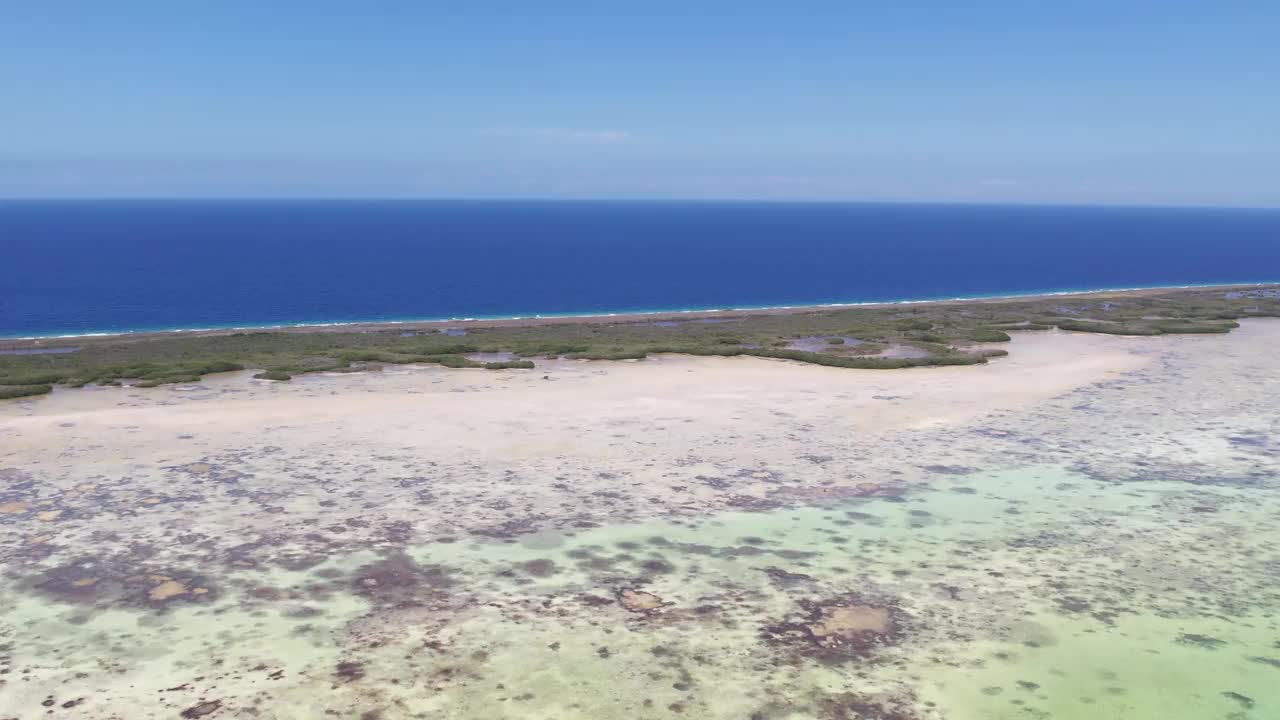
[365,466,1278,719]
[9,463,1274,718]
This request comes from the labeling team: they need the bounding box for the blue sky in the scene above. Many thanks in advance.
[2,2,1278,205]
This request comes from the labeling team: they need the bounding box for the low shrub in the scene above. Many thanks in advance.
[566,350,649,361]
[1149,320,1238,334]
[483,360,536,370]
[893,318,933,331]
[747,348,986,369]
[254,369,293,381]
[967,328,1013,342]
[995,322,1053,331]
[0,371,69,386]
[0,384,52,399]
[134,374,202,388]
[1055,320,1162,336]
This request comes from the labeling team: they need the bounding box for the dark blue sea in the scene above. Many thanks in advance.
[3,200,1279,338]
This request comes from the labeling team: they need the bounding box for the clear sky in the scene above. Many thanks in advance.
[2,2,1278,205]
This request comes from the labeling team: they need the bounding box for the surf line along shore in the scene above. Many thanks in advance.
[4,282,1276,343]
[0,284,1276,400]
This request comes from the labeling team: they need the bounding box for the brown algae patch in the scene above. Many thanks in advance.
[148,578,191,602]
[762,596,904,663]
[811,604,893,638]
[810,692,925,720]
[351,551,456,607]
[518,558,559,577]
[618,588,667,613]
[179,700,223,718]
[29,556,219,610]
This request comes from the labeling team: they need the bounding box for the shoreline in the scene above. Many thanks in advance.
[5,281,1278,346]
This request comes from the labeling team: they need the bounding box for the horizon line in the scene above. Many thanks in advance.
[2,196,1279,211]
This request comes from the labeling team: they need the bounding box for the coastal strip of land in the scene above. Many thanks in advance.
[1,284,1277,398]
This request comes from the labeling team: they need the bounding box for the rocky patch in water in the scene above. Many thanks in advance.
[26,554,218,611]
[351,551,456,608]
[760,594,905,664]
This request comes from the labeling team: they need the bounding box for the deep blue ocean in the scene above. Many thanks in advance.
[3,200,1279,338]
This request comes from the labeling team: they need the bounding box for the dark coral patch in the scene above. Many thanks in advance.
[759,566,814,586]
[180,700,223,718]
[815,693,923,720]
[518,559,559,577]
[351,551,454,606]
[760,594,905,664]
[28,555,218,610]
[616,588,667,613]
[1176,633,1227,650]
[335,661,366,682]
[638,556,677,575]
[577,593,614,607]
[1222,691,1255,708]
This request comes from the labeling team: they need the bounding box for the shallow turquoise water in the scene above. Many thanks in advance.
[5,463,1275,719]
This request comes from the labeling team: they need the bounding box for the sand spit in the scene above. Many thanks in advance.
[1,321,1278,719]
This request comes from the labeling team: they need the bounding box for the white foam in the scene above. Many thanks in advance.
[5,281,1275,341]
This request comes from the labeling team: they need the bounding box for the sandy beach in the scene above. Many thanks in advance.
[1,322,1278,719]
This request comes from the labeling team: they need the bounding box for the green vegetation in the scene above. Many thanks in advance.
[966,328,1013,343]
[1053,319,1239,335]
[254,369,293,381]
[992,322,1054,331]
[0,384,52,399]
[750,348,985,369]
[0,360,245,390]
[483,360,536,370]
[1,285,1277,394]
[894,318,934,331]
[565,349,649,361]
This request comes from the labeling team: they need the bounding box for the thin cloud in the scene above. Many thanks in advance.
[481,127,634,144]
[762,175,816,186]
[977,177,1024,188]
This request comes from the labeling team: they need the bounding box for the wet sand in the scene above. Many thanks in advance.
[1,323,1278,719]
